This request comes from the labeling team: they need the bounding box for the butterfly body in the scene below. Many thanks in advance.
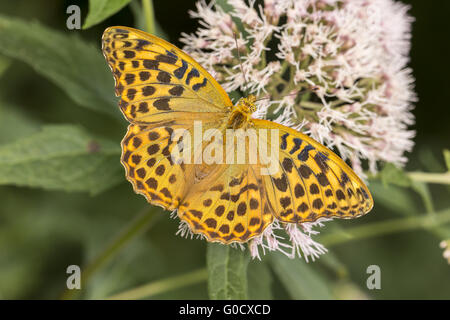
[102,26,373,244]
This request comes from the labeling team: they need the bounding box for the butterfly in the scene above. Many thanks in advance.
[101,26,373,244]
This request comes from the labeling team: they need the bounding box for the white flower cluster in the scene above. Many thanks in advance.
[180,0,416,260]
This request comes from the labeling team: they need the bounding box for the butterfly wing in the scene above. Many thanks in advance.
[102,26,233,125]
[121,119,217,210]
[102,27,234,211]
[252,119,373,223]
[177,163,274,243]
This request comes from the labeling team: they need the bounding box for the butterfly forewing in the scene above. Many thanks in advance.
[102,27,233,124]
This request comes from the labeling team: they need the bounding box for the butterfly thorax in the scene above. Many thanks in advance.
[227,95,257,129]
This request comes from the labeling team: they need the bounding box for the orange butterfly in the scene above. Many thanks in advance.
[102,26,373,244]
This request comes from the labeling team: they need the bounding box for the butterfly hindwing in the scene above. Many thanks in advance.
[253,119,373,223]
[178,164,274,243]
[121,122,188,210]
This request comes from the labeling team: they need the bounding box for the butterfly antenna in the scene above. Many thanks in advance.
[233,32,249,91]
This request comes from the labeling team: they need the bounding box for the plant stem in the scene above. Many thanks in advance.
[60,208,160,300]
[300,100,325,109]
[142,0,155,34]
[408,171,450,185]
[106,268,208,300]
[320,208,450,247]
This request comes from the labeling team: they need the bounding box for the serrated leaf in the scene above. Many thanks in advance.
[0,124,122,194]
[269,252,333,299]
[207,243,250,299]
[247,260,273,299]
[0,15,118,118]
[83,0,132,29]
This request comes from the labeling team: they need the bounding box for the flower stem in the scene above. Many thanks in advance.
[142,0,155,34]
[320,208,450,247]
[106,268,208,300]
[408,171,450,185]
[60,208,160,300]
[300,100,325,109]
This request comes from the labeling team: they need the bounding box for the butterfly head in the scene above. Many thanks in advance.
[236,94,257,114]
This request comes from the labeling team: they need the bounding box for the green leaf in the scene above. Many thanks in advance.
[130,0,168,39]
[0,15,118,118]
[207,243,250,299]
[83,0,132,29]
[410,181,434,213]
[0,124,122,194]
[319,252,349,279]
[0,102,40,144]
[269,252,333,299]
[215,0,249,43]
[379,163,411,187]
[0,54,11,77]
[247,260,273,299]
[369,180,418,214]
[418,146,446,172]
[444,149,450,171]
[215,0,234,12]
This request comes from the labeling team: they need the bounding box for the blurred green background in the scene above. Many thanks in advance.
[0,0,449,300]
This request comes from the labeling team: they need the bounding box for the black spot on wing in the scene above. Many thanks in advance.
[314,152,329,172]
[156,53,177,65]
[135,39,151,50]
[139,71,150,81]
[192,78,207,91]
[174,60,188,79]
[290,138,302,154]
[280,133,288,150]
[123,50,135,59]
[169,85,184,96]
[166,50,178,59]
[272,174,288,192]
[143,59,159,70]
[340,171,350,187]
[142,86,156,96]
[186,68,200,85]
[298,145,315,161]
[157,71,171,83]
[153,98,171,110]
